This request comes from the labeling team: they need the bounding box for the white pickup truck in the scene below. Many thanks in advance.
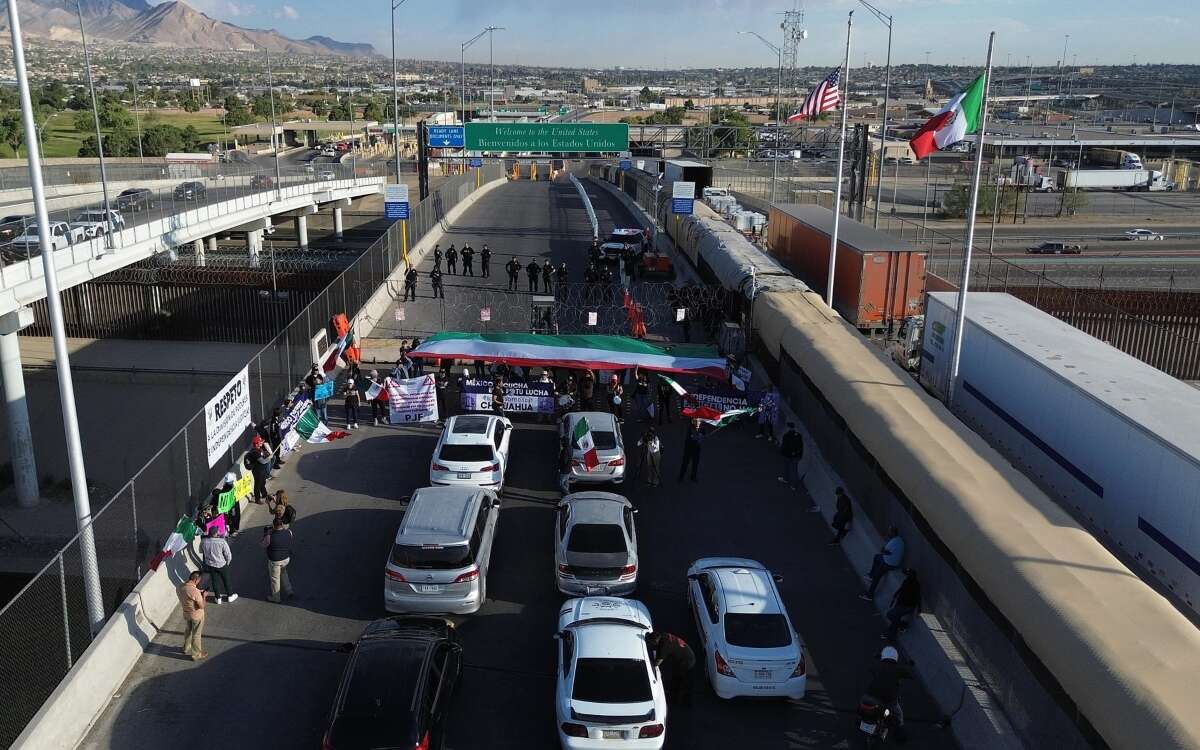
[71,208,125,239]
[5,221,86,258]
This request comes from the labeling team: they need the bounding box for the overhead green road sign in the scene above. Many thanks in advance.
[465,123,628,153]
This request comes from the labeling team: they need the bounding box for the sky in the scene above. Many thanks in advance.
[171,0,1198,69]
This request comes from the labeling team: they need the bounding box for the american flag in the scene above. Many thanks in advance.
[788,67,841,122]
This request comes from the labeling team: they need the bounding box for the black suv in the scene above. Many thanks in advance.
[116,187,154,212]
[173,181,206,201]
[322,617,462,750]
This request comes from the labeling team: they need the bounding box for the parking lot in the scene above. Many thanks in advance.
[79,180,958,750]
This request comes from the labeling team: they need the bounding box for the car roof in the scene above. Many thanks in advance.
[561,597,652,637]
[396,487,483,543]
[610,228,642,236]
[561,492,632,523]
[448,414,494,435]
[711,566,782,616]
[564,411,619,431]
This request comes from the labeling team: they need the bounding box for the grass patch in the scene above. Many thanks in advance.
[1,109,230,158]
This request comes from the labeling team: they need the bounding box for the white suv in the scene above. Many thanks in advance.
[686,557,807,700]
[430,414,513,492]
[555,597,666,748]
[71,208,125,238]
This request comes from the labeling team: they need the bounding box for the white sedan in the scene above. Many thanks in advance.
[555,597,666,748]
[1124,228,1164,241]
[429,414,513,492]
[686,557,807,700]
[318,169,336,180]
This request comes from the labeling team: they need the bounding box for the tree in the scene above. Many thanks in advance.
[99,101,134,132]
[223,94,241,112]
[225,108,255,127]
[78,127,138,158]
[182,97,200,113]
[73,109,95,135]
[1,112,24,155]
[251,95,275,119]
[684,99,694,110]
[328,100,352,121]
[363,98,384,123]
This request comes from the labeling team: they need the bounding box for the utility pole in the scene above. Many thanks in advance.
[391,0,411,185]
[738,30,784,204]
[77,0,114,251]
[264,47,282,197]
[827,10,854,307]
[857,0,893,228]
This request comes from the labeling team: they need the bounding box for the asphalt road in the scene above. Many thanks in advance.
[77,180,958,750]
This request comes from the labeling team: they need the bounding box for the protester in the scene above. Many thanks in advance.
[647,631,695,705]
[633,371,651,421]
[446,244,458,275]
[678,418,704,482]
[247,438,272,506]
[268,489,297,527]
[200,526,237,603]
[263,517,295,603]
[557,436,574,495]
[862,527,906,601]
[578,370,595,410]
[756,387,779,442]
[311,372,330,424]
[506,256,521,291]
[368,370,387,425]
[480,244,492,277]
[430,267,444,298]
[829,487,854,544]
[636,426,662,487]
[777,422,805,491]
[526,259,540,292]
[344,377,361,429]
[461,243,475,276]
[884,569,921,641]
[435,368,450,423]
[491,376,506,416]
[177,571,208,660]
[656,376,674,426]
[606,374,625,423]
[403,265,418,301]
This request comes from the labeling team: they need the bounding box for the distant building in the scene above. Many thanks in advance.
[664,95,775,108]
[582,76,601,94]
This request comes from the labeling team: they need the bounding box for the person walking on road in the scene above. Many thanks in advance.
[636,426,662,487]
[656,376,674,426]
[344,378,361,429]
[829,487,854,544]
[506,257,521,290]
[526,259,541,292]
[578,370,595,411]
[542,259,554,293]
[647,631,695,706]
[461,243,475,276]
[248,439,272,506]
[678,418,704,482]
[432,243,443,273]
[200,526,237,604]
[403,266,418,301]
[445,244,458,275]
[777,422,805,491]
[481,244,492,277]
[263,518,295,603]
[633,371,651,421]
[430,267,444,299]
[883,569,921,641]
[177,571,208,661]
[756,387,779,442]
[862,527,905,601]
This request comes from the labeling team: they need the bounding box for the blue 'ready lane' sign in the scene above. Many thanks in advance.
[428,125,465,148]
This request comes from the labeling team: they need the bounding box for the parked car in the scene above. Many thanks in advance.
[555,492,638,596]
[383,486,501,615]
[1026,241,1084,255]
[322,616,462,750]
[71,208,125,238]
[558,411,626,491]
[1124,228,1164,241]
[173,181,206,201]
[250,174,275,189]
[604,228,646,255]
[555,597,666,748]
[5,220,84,259]
[686,557,807,700]
[0,215,29,243]
[318,169,337,180]
[116,187,155,212]
[429,414,513,492]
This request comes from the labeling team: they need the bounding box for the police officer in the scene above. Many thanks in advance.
[505,256,521,291]
[429,266,444,299]
[542,259,554,293]
[556,261,569,287]
[481,244,492,278]
[403,265,418,301]
[589,238,601,265]
[432,243,443,273]
[461,242,475,276]
[446,244,458,275]
[526,258,541,292]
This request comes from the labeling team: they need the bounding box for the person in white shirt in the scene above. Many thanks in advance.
[637,426,662,487]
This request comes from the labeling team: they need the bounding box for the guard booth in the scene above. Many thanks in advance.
[530,296,558,334]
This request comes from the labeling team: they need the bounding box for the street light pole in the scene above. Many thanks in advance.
[827,10,854,307]
[391,0,410,185]
[9,0,106,634]
[77,0,114,251]
[857,0,893,228]
[132,74,144,164]
[462,28,493,173]
[738,30,784,204]
[264,47,283,196]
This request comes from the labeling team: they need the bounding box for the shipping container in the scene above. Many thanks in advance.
[663,160,713,193]
[920,291,1200,615]
[765,204,925,329]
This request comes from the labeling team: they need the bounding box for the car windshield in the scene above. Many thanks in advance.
[566,523,626,553]
[340,640,426,718]
[591,430,617,451]
[724,613,792,649]
[439,444,495,463]
[390,543,472,570]
[572,657,651,703]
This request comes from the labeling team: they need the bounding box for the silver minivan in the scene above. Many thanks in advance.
[383,486,501,615]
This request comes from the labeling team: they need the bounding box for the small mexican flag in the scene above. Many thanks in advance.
[149,515,199,571]
[909,74,985,161]
[682,404,759,429]
[659,374,688,397]
[294,404,350,444]
[572,415,600,470]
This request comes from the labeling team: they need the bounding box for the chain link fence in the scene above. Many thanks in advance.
[0,164,504,748]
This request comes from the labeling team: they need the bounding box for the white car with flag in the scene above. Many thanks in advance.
[559,412,625,491]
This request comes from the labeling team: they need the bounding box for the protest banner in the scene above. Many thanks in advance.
[314,381,335,401]
[388,374,439,424]
[204,367,252,467]
[459,378,555,414]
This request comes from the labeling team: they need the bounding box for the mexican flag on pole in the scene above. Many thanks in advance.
[682,404,759,429]
[658,374,688,398]
[909,74,985,160]
[150,515,200,571]
[294,404,350,444]
[572,415,600,470]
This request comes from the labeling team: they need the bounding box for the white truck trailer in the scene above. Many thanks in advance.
[1060,168,1173,191]
[919,291,1200,616]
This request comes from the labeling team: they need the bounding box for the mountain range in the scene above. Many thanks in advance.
[2,0,375,57]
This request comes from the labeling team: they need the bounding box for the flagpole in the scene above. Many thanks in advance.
[826,11,853,307]
[945,31,995,410]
